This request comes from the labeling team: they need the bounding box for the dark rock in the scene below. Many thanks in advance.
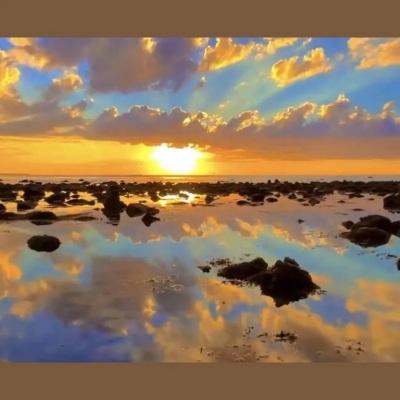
[45,192,69,204]
[266,197,278,203]
[341,227,391,247]
[397,258,400,271]
[237,200,250,206]
[351,215,392,232]
[126,203,159,218]
[0,203,5,212]
[217,257,268,281]
[391,221,400,236]
[27,235,61,252]
[205,194,215,204]
[66,199,96,206]
[251,194,265,202]
[142,213,160,227]
[217,257,321,307]
[297,219,304,224]
[17,201,37,211]
[71,194,80,199]
[383,194,400,210]
[198,266,211,273]
[288,193,297,200]
[342,221,355,230]
[73,215,97,222]
[26,211,58,221]
[0,212,18,221]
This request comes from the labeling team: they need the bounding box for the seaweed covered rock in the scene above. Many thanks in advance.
[383,194,400,210]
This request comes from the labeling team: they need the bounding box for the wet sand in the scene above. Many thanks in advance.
[0,178,400,362]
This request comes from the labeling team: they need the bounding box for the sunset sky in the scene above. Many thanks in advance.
[1,37,400,176]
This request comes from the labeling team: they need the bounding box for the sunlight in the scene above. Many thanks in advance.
[151,144,203,174]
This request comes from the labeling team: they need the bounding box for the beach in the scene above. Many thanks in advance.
[0,176,400,362]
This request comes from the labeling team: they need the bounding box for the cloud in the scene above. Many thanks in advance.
[264,37,299,54]
[198,38,257,72]
[43,72,84,101]
[7,38,202,94]
[270,47,333,86]
[348,38,400,69]
[0,51,20,95]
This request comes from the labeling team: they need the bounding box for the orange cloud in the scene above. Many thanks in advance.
[199,38,256,72]
[0,51,20,95]
[264,37,299,54]
[348,38,400,69]
[271,47,333,86]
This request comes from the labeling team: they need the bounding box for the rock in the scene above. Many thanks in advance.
[217,258,269,281]
[126,203,159,218]
[342,221,355,230]
[350,215,392,233]
[17,201,37,211]
[205,194,215,204]
[266,197,278,203]
[45,192,69,204]
[26,211,58,221]
[71,194,80,199]
[391,221,400,236]
[283,257,299,266]
[22,187,45,200]
[0,212,18,221]
[383,194,400,210]
[0,203,5,212]
[27,235,61,252]
[341,227,391,247]
[142,213,160,227]
[237,200,250,206]
[288,193,297,200]
[66,199,96,206]
[217,257,321,307]
[198,266,211,273]
[0,191,17,201]
[397,258,400,271]
[297,219,304,224]
[251,194,265,202]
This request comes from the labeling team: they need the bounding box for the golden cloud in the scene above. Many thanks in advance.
[348,38,400,69]
[199,38,256,72]
[271,47,333,87]
[0,51,20,95]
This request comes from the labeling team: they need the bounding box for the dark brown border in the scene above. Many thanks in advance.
[1,0,400,36]
[2,0,400,399]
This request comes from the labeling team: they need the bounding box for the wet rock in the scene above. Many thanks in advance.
[288,193,297,200]
[217,258,269,281]
[126,203,159,218]
[217,257,322,307]
[0,191,17,201]
[27,235,61,252]
[391,221,400,236]
[237,200,250,206]
[383,194,400,210]
[66,199,96,206]
[397,258,400,271]
[266,197,278,203]
[0,203,5,212]
[351,215,392,232]
[251,194,265,202]
[45,192,69,204]
[17,201,37,211]
[342,221,355,230]
[26,211,58,221]
[205,194,215,204]
[198,266,211,273]
[297,219,304,224]
[73,215,97,222]
[341,227,391,247]
[142,213,160,227]
[0,212,18,221]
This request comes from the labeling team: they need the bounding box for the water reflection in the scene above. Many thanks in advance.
[0,191,400,362]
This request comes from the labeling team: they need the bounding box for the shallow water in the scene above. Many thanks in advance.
[0,189,400,362]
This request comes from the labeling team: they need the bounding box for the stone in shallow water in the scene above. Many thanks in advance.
[27,235,61,252]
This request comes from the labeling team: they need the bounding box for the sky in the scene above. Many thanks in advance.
[0,37,400,176]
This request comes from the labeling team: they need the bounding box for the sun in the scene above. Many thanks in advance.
[151,144,203,174]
